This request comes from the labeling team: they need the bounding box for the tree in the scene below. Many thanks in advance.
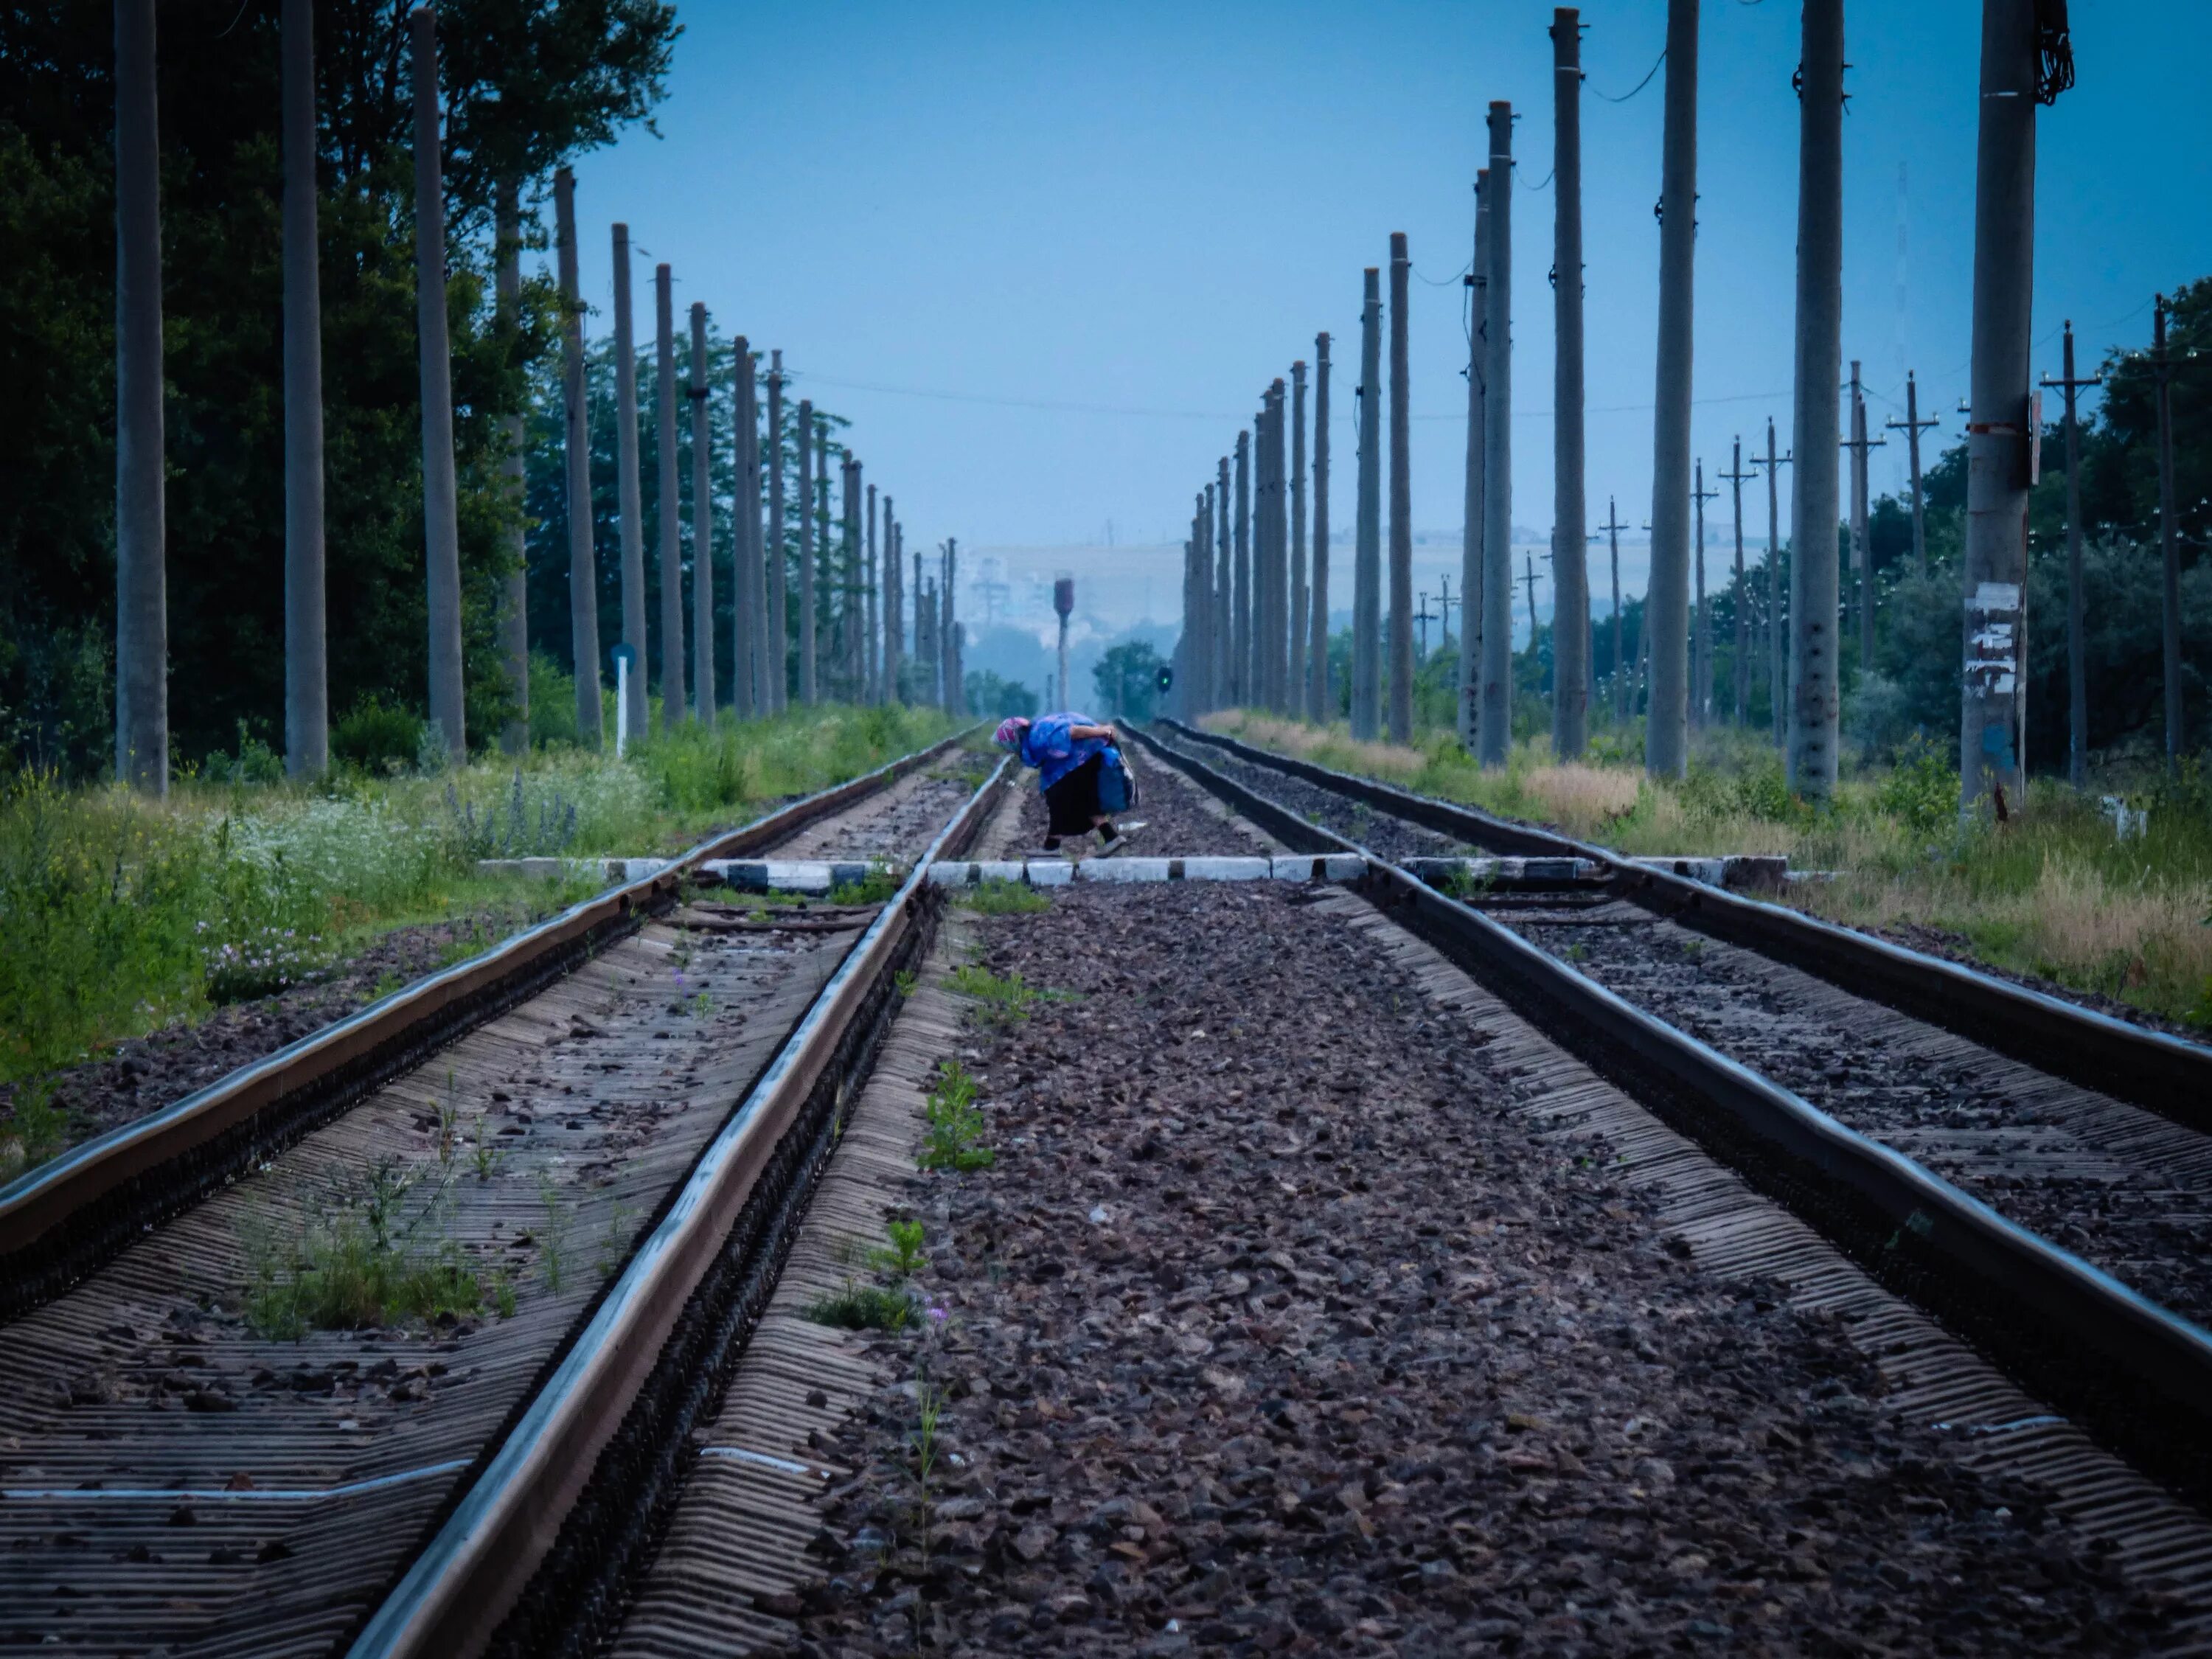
[1092,641,1164,720]
[963,671,1036,720]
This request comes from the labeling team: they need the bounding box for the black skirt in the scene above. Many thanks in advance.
[1042,754,1105,836]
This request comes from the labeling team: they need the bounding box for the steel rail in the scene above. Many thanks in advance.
[1152,717,2212,1129]
[347,757,1008,1659]
[1130,722,2212,1509]
[0,726,981,1315]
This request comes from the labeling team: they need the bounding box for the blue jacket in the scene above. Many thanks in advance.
[1019,712,1111,790]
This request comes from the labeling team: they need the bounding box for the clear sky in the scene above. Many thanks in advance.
[557,0,2212,610]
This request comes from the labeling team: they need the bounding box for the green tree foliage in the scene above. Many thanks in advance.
[963,671,1036,720]
[0,0,676,779]
[1091,641,1163,720]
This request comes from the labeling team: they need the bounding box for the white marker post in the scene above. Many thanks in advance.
[612,644,636,757]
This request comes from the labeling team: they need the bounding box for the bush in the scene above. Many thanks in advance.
[333,698,425,775]
[201,720,285,786]
[1875,734,1959,841]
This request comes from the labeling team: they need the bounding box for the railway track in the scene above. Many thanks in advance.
[1129,723,2212,1532]
[0,737,1001,1655]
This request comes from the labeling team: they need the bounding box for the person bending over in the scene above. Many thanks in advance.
[995,713,1141,853]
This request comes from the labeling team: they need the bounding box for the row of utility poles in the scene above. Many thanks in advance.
[1171,0,2146,809]
[110,0,947,796]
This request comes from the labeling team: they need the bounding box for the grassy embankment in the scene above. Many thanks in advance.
[0,703,961,1172]
[1203,712,2212,1033]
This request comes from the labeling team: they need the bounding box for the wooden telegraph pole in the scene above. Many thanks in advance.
[2042,323,2101,788]
[1887,370,1940,577]
[1842,361,1887,668]
[413,7,466,759]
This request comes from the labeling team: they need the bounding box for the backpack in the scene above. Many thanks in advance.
[1095,746,1139,814]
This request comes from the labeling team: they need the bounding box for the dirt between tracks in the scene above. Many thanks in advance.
[1157,745,1475,863]
[784,884,2164,1657]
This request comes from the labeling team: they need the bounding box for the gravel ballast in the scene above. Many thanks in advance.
[785,883,2163,1655]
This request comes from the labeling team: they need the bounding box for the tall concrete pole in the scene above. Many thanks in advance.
[1888,371,1933,577]
[846,460,863,696]
[554,169,601,747]
[1551,10,1590,759]
[1352,268,1384,741]
[1960,0,2037,812]
[611,223,647,741]
[1691,459,1716,727]
[796,399,816,703]
[1308,334,1332,722]
[885,504,902,703]
[1215,462,1233,711]
[1054,577,1074,717]
[114,0,167,791]
[1270,378,1292,710]
[732,338,761,718]
[1761,420,1790,749]
[1644,3,1697,778]
[493,184,528,755]
[1234,428,1252,706]
[816,421,832,695]
[1290,360,1309,716]
[942,539,961,714]
[1193,490,1213,714]
[1846,364,1883,669]
[866,482,880,703]
[1601,498,1625,720]
[655,265,686,728]
[689,301,715,725]
[1250,402,1270,709]
[283,0,329,774]
[1480,107,1516,770]
[1788,0,1843,799]
[765,353,786,712]
[413,8,466,759]
[2154,299,2184,771]
[1387,232,1414,745]
[2041,327,2098,789]
[1461,173,1488,753]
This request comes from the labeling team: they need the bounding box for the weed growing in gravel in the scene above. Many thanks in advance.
[945,963,1065,1026]
[594,1201,636,1279]
[893,969,918,1000]
[537,1175,573,1292]
[0,1082,66,1179]
[241,1157,496,1338]
[919,1060,994,1172]
[367,968,406,1002]
[959,877,1049,917]
[830,866,901,905]
[805,1281,916,1330]
[878,1218,927,1278]
[468,1113,501,1181]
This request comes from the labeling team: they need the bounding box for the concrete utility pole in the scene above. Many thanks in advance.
[886,504,902,704]
[815,422,832,695]
[912,549,927,697]
[611,223,647,743]
[1691,462,1717,728]
[1388,232,1414,745]
[1352,268,1384,741]
[1960,0,2041,813]
[796,399,816,703]
[1719,439,1757,726]
[1290,359,1309,716]
[1415,592,1436,661]
[1645,0,1698,779]
[1757,420,1791,749]
[655,265,685,729]
[1788,0,1843,799]
[765,353,786,712]
[1193,489,1212,714]
[1842,361,1887,668]
[284,0,329,773]
[413,7,465,760]
[1481,104,1517,770]
[838,458,856,694]
[1599,497,1626,720]
[1270,377,1292,710]
[493,187,529,756]
[2154,296,2185,773]
[1234,428,1252,705]
[1215,464,1232,711]
[866,482,879,703]
[1551,8,1590,759]
[2042,323,2100,789]
[1887,370,1939,577]
[1522,554,1542,657]
[1250,400,1270,709]
[733,338,762,718]
[1461,171,1488,753]
[1309,334,1332,722]
[554,170,601,747]
[689,302,715,725]
[942,539,960,714]
[114,0,167,791]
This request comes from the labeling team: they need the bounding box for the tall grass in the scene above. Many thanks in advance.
[0,704,962,1167]
[1205,710,2212,1029]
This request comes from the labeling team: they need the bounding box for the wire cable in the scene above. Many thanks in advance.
[1592,46,1666,103]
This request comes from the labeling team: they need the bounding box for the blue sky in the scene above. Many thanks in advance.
[557,0,2212,594]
